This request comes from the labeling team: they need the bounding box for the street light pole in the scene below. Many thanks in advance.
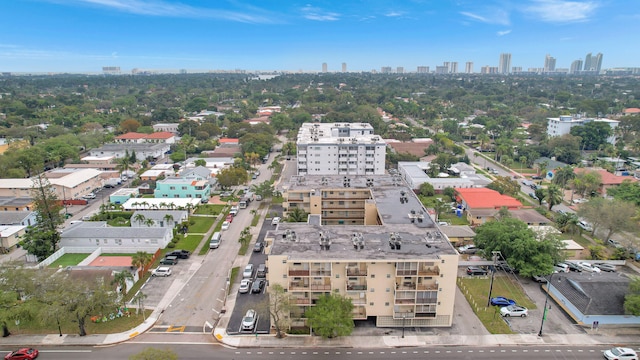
[538,273,555,336]
[401,312,406,339]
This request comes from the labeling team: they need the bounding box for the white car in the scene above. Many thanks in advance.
[151,266,172,277]
[554,263,570,273]
[603,347,638,360]
[221,221,230,231]
[238,279,252,294]
[271,217,281,226]
[578,262,601,273]
[82,193,96,199]
[241,309,257,331]
[500,305,528,317]
[243,264,254,278]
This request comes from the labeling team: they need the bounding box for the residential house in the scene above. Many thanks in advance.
[574,168,638,196]
[0,211,37,227]
[153,123,179,134]
[0,225,27,252]
[59,221,174,251]
[89,143,170,162]
[454,188,522,226]
[109,188,139,205]
[130,210,188,228]
[154,175,210,200]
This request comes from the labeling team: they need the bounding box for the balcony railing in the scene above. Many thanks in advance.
[416,283,438,291]
[310,284,331,291]
[289,269,310,276]
[309,270,331,277]
[346,284,367,291]
[396,269,418,276]
[346,268,367,276]
[291,298,311,305]
[418,266,440,276]
[289,282,310,290]
[396,282,417,290]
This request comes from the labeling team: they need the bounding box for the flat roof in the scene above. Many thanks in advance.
[48,169,102,188]
[297,122,384,145]
[268,222,456,260]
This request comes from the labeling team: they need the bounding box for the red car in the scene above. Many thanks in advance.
[5,348,38,360]
[226,214,233,223]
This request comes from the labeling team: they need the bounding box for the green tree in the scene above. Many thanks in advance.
[251,181,275,199]
[473,217,564,276]
[578,198,638,240]
[194,159,206,167]
[305,293,354,338]
[286,208,308,223]
[216,167,249,189]
[21,175,64,260]
[545,184,564,211]
[266,284,293,338]
[570,121,612,151]
[61,273,118,336]
[552,166,575,189]
[624,277,640,316]
[607,180,640,206]
[486,176,519,196]
[131,251,153,271]
[111,271,134,298]
[419,182,435,197]
[129,347,178,360]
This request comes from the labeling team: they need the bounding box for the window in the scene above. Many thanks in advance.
[181,186,187,190]
[115,239,122,245]
[385,302,390,306]
[170,186,176,190]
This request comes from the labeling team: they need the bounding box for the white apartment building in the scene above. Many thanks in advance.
[546,115,619,144]
[296,123,386,176]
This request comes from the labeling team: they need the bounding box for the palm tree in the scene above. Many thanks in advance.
[545,184,564,211]
[131,251,153,273]
[132,292,148,320]
[163,214,175,227]
[287,208,309,223]
[116,156,132,177]
[111,271,134,298]
[552,166,575,189]
[133,213,146,226]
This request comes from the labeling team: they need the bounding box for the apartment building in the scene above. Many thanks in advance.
[154,175,210,200]
[267,174,459,329]
[296,123,386,176]
[547,115,619,144]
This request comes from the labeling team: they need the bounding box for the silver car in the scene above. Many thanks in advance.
[243,264,254,278]
[241,309,257,331]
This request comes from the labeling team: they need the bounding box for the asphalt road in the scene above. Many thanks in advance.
[0,344,622,360]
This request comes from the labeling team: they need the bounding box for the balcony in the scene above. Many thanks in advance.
[291,297,311,305]
[352,307,367,319]
[396,281,417,291]
[346,279,367,291]
[346,293,367,305]
[346,265,367,277]
[289,280,310,290]
[416,281,438,291]
[309,270,331,277]
[288,268,310,276]
[396,269,418,276]
[418,266,440,276]
[310,278,331,291]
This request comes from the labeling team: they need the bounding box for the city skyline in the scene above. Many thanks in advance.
[2,0,639,73]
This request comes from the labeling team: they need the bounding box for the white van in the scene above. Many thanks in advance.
[578,220,593,232]
[209,232,221,249]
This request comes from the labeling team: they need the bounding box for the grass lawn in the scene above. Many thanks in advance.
[194,204,226,215]
[10,309,152,335]
[458,276,537,334]
[271,195,284,204]
[187,217,215,233]
[438,212,469,225]
[175,234,204,253]
[230,266,240,289]
[251,213,260,226]
[48,253,89,268]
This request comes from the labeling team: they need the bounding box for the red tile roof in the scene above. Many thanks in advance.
[456,188,522,209]
[623,108,640,114]
[219,138,239,144]
[145,131,174,139]
[574,168,637,185]
[115,132,146,140]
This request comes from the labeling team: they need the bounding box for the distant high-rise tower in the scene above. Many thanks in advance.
[381,66,392,74]
[322,62,328,73]
[584,53,592,71]
[417,66,429,73]
[443,62,451,73]
[465,62,474,74]
[450,62,458,73]
[396,67,404,74]
[570,60,583,74]
[341,62,347,73]
[544,54,556,72]
[498,53,511,74]
[593,53,603,73]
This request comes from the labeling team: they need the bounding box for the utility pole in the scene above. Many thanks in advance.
[538,273,556,336]
[487,251,499,306]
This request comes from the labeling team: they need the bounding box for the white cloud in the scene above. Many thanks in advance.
[497,29,512,36]
[300,5,340,21]
[524,0,599,23]
[385,11,404,17]
[40,0,277,23]
[460,9,510,26]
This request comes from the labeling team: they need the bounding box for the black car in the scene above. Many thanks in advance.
[466,266,488,276]
[251,279,265,293]
[159,256,179,265]
[564,261,582,272]
[253,242,264,253]
[166,249,191,259]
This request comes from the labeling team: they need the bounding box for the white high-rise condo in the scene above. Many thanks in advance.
[498,53,511,74]
[296,123,386,175]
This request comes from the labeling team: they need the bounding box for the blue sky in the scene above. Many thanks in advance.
[2,0,638,73]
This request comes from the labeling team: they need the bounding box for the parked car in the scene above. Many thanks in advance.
[531,175,543,180]
[221,221,230,231]
[241,309,257,331]
[603,347,638,360]
[82,193,96,199]
[466,266,488,276]
[608,239,624,249]
[554,263,570,273]
[151,266,172,277]
[166,249,191,259]
[532,275,548,283]
[458,244,478,254]
[578,262,601,273]
[253,242,264,253]
[251,279,266,293]
[528,192,538,200]
[564,261,582,272]
[594,263,617,272]
[159,256,179,265]
[497,263,516,273]
[490,297,516,307]
[4,348,39,360]
[271,217,281,226]
[243,264,254,278]
[500,305,528,317]
[220,191,232,198]
[256,263,267,278]
[238,279,252,294]
[226,214,233,223]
